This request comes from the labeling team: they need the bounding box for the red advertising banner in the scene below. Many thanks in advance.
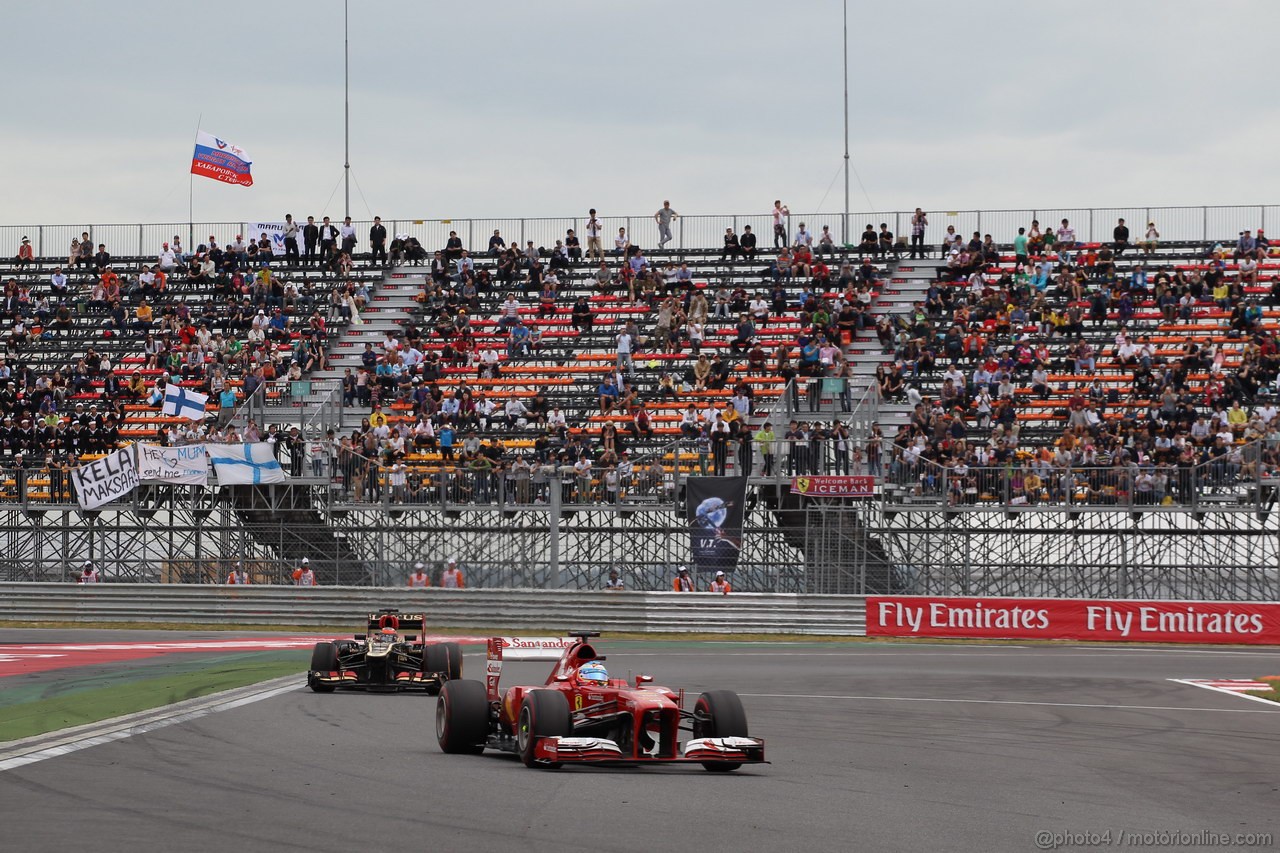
[866,596,1280,645]
[790,475,877,498]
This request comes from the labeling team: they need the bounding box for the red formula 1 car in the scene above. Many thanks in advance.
[434,631,765,771]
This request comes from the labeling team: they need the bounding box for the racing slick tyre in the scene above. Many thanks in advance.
[693,690,748,772]
[517,690,572,769]
[442,642,463,681]
[308,642,339,693]
[422,644,450,695]
[436,679,489,755]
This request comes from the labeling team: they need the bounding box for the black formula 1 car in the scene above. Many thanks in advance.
[307,609,462,694]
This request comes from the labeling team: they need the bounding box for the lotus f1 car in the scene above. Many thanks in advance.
[434,631,765,771]
[307,609,462,693]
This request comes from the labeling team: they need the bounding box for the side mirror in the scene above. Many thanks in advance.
[353,634,363,640]
[554,674,571,682]
[634,674,653,686]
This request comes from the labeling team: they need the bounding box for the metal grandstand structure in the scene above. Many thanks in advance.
[1,203,1278,601]
[0,453,1276,599]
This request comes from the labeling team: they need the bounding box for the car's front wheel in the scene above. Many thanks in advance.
[308,642,338,693]
[517,690,572,769]
[422,644,449,695]
[692,690,748,771]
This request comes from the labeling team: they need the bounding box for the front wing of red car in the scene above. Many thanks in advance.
[532,736,766,765]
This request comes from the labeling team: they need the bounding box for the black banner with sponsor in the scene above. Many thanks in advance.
[686,476,747,574]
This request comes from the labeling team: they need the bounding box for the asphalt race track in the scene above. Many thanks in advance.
[1,634,1278,853]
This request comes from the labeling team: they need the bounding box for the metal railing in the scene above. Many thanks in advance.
[328,461,678,510]
[882,442,1273,512]
[666,378,883,485]
[0,583,868,635]
[4,204,1275,260]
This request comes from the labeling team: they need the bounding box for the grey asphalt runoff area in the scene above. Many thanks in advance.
[1,632,1277,853]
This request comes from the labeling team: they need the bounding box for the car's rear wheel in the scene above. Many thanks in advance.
[442,642,463,681]
[308,642,338,693]
[422,644,449,673]
[517,690,572,769]
[693,690,748,771]
[436,679,489,755]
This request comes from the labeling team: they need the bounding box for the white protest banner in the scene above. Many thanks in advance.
[137,443,210,486]
[247,221,290,256]
[72,447,139,510]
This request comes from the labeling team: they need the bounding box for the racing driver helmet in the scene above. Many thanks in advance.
[577,661,608,685]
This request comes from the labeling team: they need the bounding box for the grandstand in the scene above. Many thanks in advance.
[0,205,1276,599]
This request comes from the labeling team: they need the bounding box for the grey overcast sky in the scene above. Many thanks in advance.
[2,0,1277,226]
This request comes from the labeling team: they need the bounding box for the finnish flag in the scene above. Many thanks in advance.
[209,442,286,485]
[162,385,210,421]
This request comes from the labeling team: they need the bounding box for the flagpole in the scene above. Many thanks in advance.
[344,0,350,219]
[190,113,202,253]
[842,0,849,247]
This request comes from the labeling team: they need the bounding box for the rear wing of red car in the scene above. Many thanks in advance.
[485,636,578,701]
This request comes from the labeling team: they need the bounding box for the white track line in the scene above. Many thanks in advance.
[604,650,1277,658]
[738,692,1280,714]
[0,676,303,773]
[1070,647,1278,656]
[613,652,1042,657]
[1168,679,1280,708]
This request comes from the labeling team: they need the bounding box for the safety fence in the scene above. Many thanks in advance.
[3,204,1275,259]
[1,452,1272,514]
[881,441,1276,513]
[0,583,867,636]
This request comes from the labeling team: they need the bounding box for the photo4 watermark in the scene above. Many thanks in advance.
[1035,829,1272,850]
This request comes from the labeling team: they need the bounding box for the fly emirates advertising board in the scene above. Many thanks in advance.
[866,596,1280,645]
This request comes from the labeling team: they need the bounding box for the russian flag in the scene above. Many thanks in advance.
[191,131,253,187]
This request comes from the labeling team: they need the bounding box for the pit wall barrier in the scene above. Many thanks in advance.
[5,584,1278,643]
[0,583,866,636]
[867,596,1280,645]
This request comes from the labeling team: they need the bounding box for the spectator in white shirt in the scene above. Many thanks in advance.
[499,295,520,329]
[50,267,69,294]
[475,396,496,428]
[1057,219,1076,263]
[478,347,501,378]
[504,398,528,428]
[455,251,475,282]
[679,405,699,437]
[616,331,634,376]
[750,296,770,329]
[340,217,357,255]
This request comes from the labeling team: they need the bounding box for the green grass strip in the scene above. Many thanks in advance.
[0,654,305,742]
[1249,675,1280,704]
